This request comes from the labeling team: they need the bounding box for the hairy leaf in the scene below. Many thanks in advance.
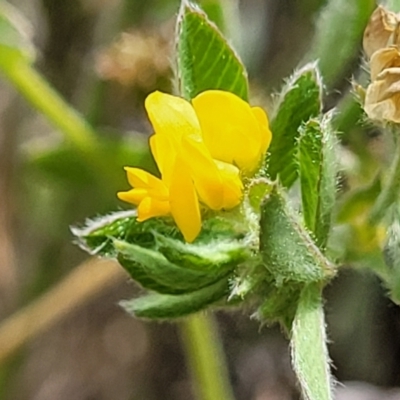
[266,64,322,188]
[120,278,230,319]
[176,0,248,100]
[298,112,338,249]
[260,186,335,284]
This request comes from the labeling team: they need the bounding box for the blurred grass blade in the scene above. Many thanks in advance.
[0,2,35,64]
[298,112,338,249]
[305,0,375,87]
[266,63,322,188]
[120,278,230,319]
[259,185,335,285]
[291,284,333,400]
[176,0,248,100]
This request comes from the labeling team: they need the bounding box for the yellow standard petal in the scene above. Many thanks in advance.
[145,91,202,146]
[192,90,264,171]
[251,106,272,156]
[169,154,201,243]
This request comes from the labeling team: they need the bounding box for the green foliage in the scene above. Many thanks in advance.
[291,284,333,400]
[258,282,303,328]
[298,112,338,249]
[73,208,254,315]
[154,233,249,272]
[259,185,335,285]
[382,204,400,304]
[306,0,375,86]
[116,239,232,294]
[199,0,226,31]
[266,64,323,188]
[2,0,381,397]
[72,211,179,257]
[176,0,248,100]
[247,178,274,213]
[120,278,230,319]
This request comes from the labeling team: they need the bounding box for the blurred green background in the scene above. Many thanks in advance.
[1,0,400,399]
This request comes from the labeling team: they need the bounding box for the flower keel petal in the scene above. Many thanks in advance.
[169,155,201,242]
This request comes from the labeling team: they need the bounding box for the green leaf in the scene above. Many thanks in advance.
[298,112,338,249]
[259,185,335,285]
[0,2,35,65]
[72,212,181,257]
[176,0,248,100]
[200,0,226,31]
[291,284,333,400]
[266,63,323,188]
[115,240,232,295]
[155,233,249,273]
[120,277,230,319]
[247,178,274,213]
[305,0,375,87]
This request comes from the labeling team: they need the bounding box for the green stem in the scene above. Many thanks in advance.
[0,56,99,157]
[291,284,333,400]
[369,136,400,225]
[180,312,235,400]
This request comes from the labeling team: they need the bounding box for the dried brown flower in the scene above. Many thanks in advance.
[363,7,400,122]
[363,6,400,59]
[96,30,171,88]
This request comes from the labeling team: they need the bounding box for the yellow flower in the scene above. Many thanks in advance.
[118,90,271,242]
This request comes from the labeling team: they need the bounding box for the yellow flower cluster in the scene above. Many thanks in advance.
[118,90,271,242]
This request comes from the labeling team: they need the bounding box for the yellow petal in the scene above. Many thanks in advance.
[117,188,147,205]
[181,134,224,210]
[124,167,168,199]
[192,90,263,171]
[215,160,243,209]
[251,106,272,155]
[169,155,201,242]
[137,197,170,221]
[145,91,202,148]
[149,133,177,186]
